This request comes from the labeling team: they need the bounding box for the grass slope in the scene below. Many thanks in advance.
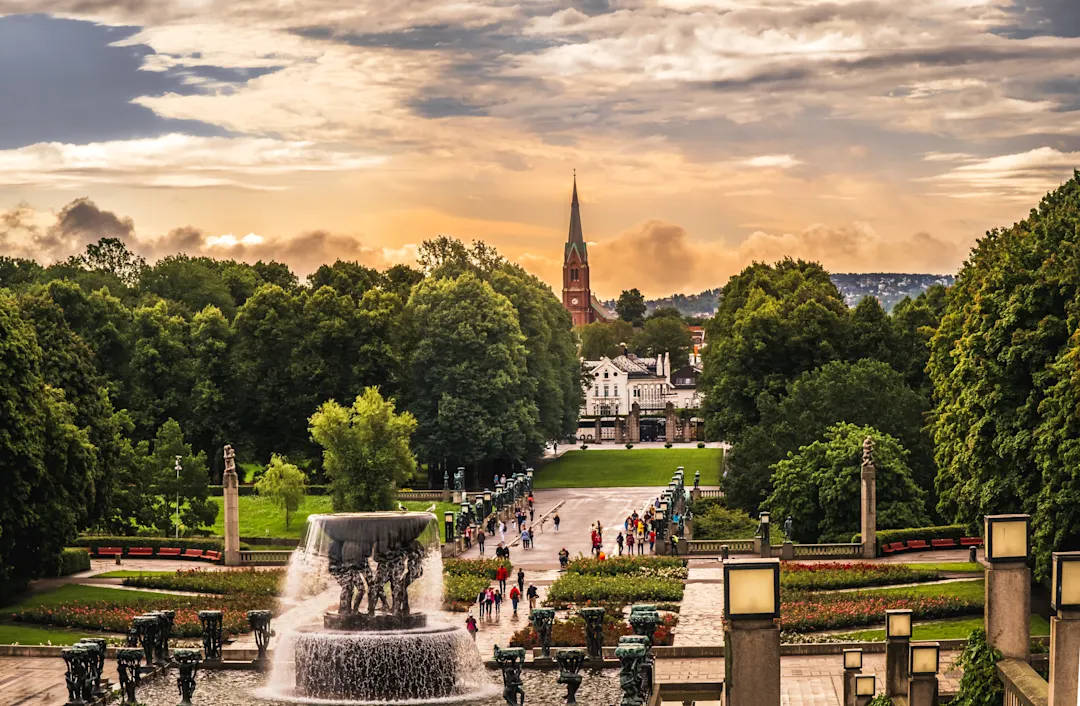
[897,562,984,573]
[2,585,166,612]
[838,615,1050,642]
[534,449,724,488]
[0,624,109,645]
[856,579,984,601]
[94,571,172,579]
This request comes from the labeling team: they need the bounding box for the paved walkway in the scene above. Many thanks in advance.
[0,656,119,706]
[673,566,726,647]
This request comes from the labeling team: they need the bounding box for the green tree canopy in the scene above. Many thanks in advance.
[616,288,646,326]
[141,419,216,533]
[578,320,633,360]
[310,387,417,512]
[767,423,929,543]
[634,316,693,369]
[255,454,307,529]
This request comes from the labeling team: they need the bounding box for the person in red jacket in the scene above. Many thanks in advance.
[495,564,509,594]
[509,584,521,615]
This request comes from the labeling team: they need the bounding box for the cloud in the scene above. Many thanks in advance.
[0,134,385,190]
[925,146,1080,200]
[743,155,801,169]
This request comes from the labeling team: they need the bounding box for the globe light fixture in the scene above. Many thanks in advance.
[984,514,1030,563]
[723,558,780,621]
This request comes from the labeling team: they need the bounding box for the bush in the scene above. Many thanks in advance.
[780,590,981,631]
[626,444,634,449]
[688,499,767,541]
[852,524,968,549]
[442,558,512,580]
[123,569,284,597]
[58,549,90,576]
[443,573,490,611]
[208,484,330,497]
[780,563,940,592]
[567,556,687,579]
[545,574,684,606]
[664,442,672,448]
[581,445,588,450]
[510,612,677,648]
[697,442,705,449]
[70,536,249,552]
[951,628,1003,706]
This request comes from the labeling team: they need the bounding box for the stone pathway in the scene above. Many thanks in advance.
[0,656,119,706]
[673,566,726,648]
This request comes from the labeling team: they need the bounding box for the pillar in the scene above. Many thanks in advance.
[665,402,676,443]
[886,639,909,698]
[594,418,602,444]
[907,674,938,706]
[222,445,241,567]
[629,403,641,443]
[842,670,858,706]
[724,619,781,706]
[985,562,1031,662]
[860,437,877,560]
[1049,609,1080,705]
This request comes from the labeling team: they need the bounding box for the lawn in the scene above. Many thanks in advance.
[94,571,173,579]
[534,449,724,488]
[837,615,1050,642]
[0,624,108,646]
[400,501,460,518]
[208,495,332,539]
[857,578,984,601]
[2,585,156,612]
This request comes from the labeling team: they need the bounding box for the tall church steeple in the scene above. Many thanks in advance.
[565,171,587,265]
[562,172,596,326]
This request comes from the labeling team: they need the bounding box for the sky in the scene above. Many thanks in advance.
[1,1,1079,299]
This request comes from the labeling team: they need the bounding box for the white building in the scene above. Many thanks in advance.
[581,352,703,417]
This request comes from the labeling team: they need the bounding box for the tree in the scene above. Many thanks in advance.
[616,289,646,326]
[929,174,1080,578]
[127,300,194,439]
[307,260,381,300]
[647,306,683,321]
[890,285,947,396]
[84,238,146,287]
[0,256,43,288]
[139,255,236,318]
[578,320,634,360]
[310,388,417,512]
[142,419,216,533]
[255,455,307,529]
[634,316,693,369]
[189,306,232,470]
[767,423,929,543]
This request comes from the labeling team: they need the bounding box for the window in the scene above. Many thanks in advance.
[603,385,609,397]
[633,388,640,398]
[604,371,608,378]
[614,385,619,397]
[570,269,579,281]
[594,386,599,397]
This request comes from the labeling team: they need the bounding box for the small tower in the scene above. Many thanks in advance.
[562,173,594,326]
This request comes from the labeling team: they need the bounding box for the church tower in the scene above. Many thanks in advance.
[562,174,595,327]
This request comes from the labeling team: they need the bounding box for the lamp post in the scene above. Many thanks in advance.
[174,455,182,539]
[444,511,455,544]
[723,558,781,706]
[908,642,940,706]
[1049,551,1080,704]
[885,608,912,698]
[984,514,1031,661]
[842,649,863,706]
[483,490,492,518]
[854,675,876,706]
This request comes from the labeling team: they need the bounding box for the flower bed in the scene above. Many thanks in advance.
[122,569,284,597]
[780,563,940,592]
[11,594,275,637]
[443,573,490,612]
[567,556,688,579]
[780,590,981,632]
[509,613,677,648]
[545,574,684,607]
[442,558,512,579]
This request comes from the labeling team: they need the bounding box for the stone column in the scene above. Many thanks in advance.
[724,619,781,706]
[1049,609,1080,705]
[629,403,641,443]
[860,437,877,560]
[222,445,241,567]
[594,418,602,444]
[985,561,1031,662]
[665,402,676,443]
[907,674,938,706]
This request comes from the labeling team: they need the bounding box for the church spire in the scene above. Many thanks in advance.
[565,171,587,264]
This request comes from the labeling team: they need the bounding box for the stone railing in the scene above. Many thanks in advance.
[397,490,444,501]
[685,538,754,555]
[997,658,1049,706]
[791,543,862,559]
[695,489,724,499]
[240,550,294,565]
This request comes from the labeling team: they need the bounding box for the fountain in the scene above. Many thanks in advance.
[264,511,494,704]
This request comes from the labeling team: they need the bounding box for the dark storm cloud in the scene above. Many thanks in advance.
[409,96,490,118]
[999,0,1080,39]
[37,198,136,258]
[291,22,552,53]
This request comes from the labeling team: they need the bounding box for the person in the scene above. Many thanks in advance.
[463,525,471,549]
[521,527,531,550]
[559,547,570,568]
[466,611,478,640]
[624,516,630,532]
[509,584,521,614]
[493,588,503,617]
[637,527,645,555]
[486,587,496,617]
[784,516,793,541]
[493,473,499,488]
[477,588,489,618]
[477,528,486,555]
[500,520,507,544]
[553,512,561,532]
[501,474,507,485]
[527,493,534,509]
[627,532,635,555]
[616,532,625,555]
[526,584,539,610]
[590,529,600,557]
[596,521,603,543]
[496,563,509,594]
[517,568,526,594]
[488,515,496,534]
[670,534,680,556]
[529,506,535,522]
[648,529,656,553]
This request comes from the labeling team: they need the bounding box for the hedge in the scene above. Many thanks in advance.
[123,569,283,597]
[851,525,967,550]
[208,484,330,497]
[442,558,512,580]
[59,548,91,576]
[70,536,249,552]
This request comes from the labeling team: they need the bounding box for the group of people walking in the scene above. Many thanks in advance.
[467,566,539,639]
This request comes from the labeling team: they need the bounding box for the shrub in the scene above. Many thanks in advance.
[780,590,981,631]
[70,536,250,552]
[852,524,968,549]
[510,612,677,648]
[951,628,1003,706]
[581,445,588,450]
[567,556,687,579]
[664,442,672,448]
[780,563,940,592]
[697,442,705,449]
[545,575,684,606]
[867,696,892,706]
[208,484,331,497]
[443,573,490,611]
[442,558,512,580]
[123,569,284,597]
[688,499,762,540]
[58,549,90,576]
[626,444,634,449]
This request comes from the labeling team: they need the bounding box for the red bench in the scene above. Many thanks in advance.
[881,542,907,554]
[157,547,182,557]
[182,549,204,559]
[960,537,983,547]
[906,540,930,550]
[931,539,957,548]
[94,546,122,557]
[203,550,222,562]
[128,547,153,557]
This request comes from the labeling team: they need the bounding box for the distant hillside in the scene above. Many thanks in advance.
[604,273,954,318]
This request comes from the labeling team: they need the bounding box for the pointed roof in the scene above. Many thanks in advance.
[564,172,587,264]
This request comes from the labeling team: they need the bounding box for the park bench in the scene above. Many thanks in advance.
[931,539,957,549]
[127,547,154,557]
[182,549,204,559]
[94,546,122,558]
[157,547,182,557]
[959,537,983,547]
[203,550,222,562]
[905,539,930,550]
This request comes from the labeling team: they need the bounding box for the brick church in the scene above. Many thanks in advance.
[561,175,612,326]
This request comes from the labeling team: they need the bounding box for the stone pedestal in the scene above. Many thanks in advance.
[665,402,678,443]
[1049,609,1080,705]
[629,403,641,444]
[860,452,877,560]
[908,674,938,706]
[781,542,794,561]
[985,561,1030,662]
[724,619,780,706]
[594,418,602,444]
[223,469,240,567]
[885,638,909,699]
[842,670,858,706]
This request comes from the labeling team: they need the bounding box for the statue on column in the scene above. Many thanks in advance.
[861,437,874,472]
[224,444,236,475]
